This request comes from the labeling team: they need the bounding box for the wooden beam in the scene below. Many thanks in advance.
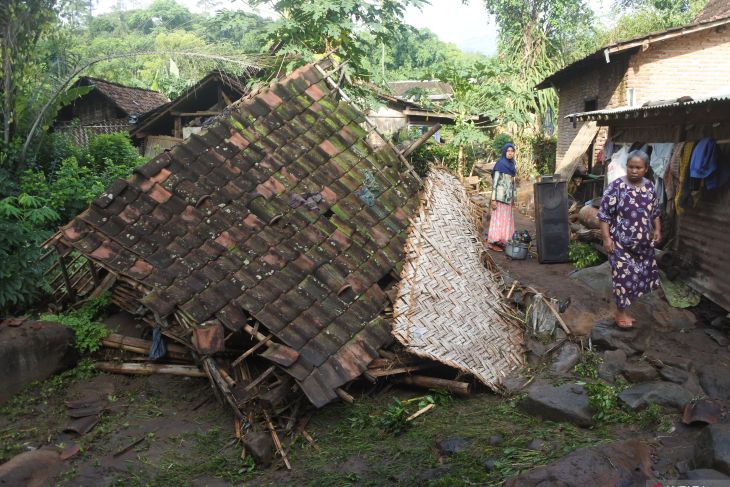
[95,362,206,377]
[401,123,442,157]
[174,116,182,139]
[170,110,221,117]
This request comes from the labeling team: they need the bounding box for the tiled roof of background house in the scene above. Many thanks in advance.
[55,62,422,407]
[81,77,169,117]
[695,0,730,22]
[387,80,454,100]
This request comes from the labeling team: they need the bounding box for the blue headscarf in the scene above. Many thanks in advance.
[493,142,516,177]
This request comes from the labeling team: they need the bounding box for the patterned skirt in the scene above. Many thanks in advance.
[486,202,514,245]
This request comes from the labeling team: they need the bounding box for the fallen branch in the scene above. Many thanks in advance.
[264,410,291,470]
[394,375,471,397]
[366,364,431,377]
[335,388,354,404]
[540,296,572,336]
[406,403,435,422]
[95,362,205,377]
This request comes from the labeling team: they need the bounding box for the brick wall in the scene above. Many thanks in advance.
[626,26,730,104]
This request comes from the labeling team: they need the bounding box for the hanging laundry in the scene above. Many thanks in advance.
[606,145,629,184]
[676,142,696,213]
[665,142,685,217]
[650,143,674,204]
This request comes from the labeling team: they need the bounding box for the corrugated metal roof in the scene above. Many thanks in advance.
[567,93,730,121]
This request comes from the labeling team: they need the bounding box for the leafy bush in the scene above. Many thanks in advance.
[41,293,111,354]
[491,133,513,153]
[569,242,601,269]
[573,349,602,379]
[85,132,145,173]
[529,133,557,175]
[584,380,632,423]
[409,141,458,177]
[0,194,58,313]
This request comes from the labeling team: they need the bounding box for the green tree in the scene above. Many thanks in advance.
[251,0,426,77]
[600,0,705,44]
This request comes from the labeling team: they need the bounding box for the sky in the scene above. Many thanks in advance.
[95,0,614,57]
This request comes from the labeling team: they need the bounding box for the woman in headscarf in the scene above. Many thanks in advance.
[598,150,661,328]
[487,142,516,251]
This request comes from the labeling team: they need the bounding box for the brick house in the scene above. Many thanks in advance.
[537,2,730,177]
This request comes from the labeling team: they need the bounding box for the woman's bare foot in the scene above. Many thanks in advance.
[614,310,634,329]
[488,243,504,252]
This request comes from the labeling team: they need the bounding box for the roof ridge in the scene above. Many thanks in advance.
[81,76,165,95]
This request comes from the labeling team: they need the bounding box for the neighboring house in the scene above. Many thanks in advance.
[55,77,168,147]
[537,0,730,312]
[368,81,461,146]
[130,70,251,157]
[537,2,730,178]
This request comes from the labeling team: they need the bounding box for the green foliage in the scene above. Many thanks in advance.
[584,380,633,423]
[529,133,557,175]
[573,349,602,379]
[601,0,705,45]
[86,132,144,172]
[409,141,458,177]
[0,193,58,313]
[569,242,602,269]
[41,293,111,354]
[492,133,513,153]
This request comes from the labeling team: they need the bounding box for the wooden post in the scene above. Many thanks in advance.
[56,248,76,300]
[174,116,182,139]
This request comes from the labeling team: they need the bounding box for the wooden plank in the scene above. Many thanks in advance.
[365,364,431,377]
[94,362,205,377]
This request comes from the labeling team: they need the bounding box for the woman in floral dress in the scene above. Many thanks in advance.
[487,143,516,251]
[598,150,661,328]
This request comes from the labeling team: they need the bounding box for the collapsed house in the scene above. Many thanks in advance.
[44,60,523,443]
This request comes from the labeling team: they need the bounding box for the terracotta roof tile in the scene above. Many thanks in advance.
[56,62,421,407]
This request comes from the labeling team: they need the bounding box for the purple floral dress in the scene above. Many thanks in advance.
[597,177,661,310]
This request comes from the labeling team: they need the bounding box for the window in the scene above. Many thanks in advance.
[584,99,598,112]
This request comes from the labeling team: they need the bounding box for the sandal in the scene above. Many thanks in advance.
[488,243,504,252]
[615,318,634,329]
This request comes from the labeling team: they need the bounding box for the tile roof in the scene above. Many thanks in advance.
[57,62,422,407]
[80,77,169,117]
[695,0,730,22]
[387,80,454,99]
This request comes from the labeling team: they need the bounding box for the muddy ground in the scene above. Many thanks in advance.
[2,213,730,486]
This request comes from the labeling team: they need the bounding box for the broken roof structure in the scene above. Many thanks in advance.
[46,60,523,421]
[49,60,423,408]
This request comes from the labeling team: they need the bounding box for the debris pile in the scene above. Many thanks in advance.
[41,59,524,467]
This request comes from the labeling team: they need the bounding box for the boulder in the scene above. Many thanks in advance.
[590,320,643,355]
[243,431,274,467]
[0,447,64,487]
[503,439,652,486]
[705,329,729,347]
[684,469,730,480]
[659,365,689,384]
[598,349,627,382]
[549,342,581,375]
[618,382,692,411]
[437,437,469,456]
[520,382,593,427]
[694,424,730,475]
[0,320,78,404]
[698,365,730,400]
[622,360,658,383]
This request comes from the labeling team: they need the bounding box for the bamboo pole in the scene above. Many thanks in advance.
[394,375,471,397]
[94,362,206,377]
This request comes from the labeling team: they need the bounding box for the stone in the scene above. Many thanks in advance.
[698,365,730,400]
[503,439,652,486]
[526,439,545,451]
[482,458,496,472]
[437,437,469,456]
[549,342,581,375]
[659,365,690,384]
[488,434,503,446]
[520,382,593,427]
[694,424,730,475]
[622,360,658,383]
[501,373,529,396]
[711,316,730,329]
[705,328,729,347]
[243,431,274,467]
[554,329,567,341]
[618,382,692,411]
[598,349,627,382]
[684,469,730,480]
[526,339,547,367]
[0,321,78,404]
[0,447,64,487]
[590,320,643,355]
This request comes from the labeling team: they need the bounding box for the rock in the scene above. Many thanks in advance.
[243,431,274,467]
[684,468,730,480]
[437,437,469,456]
[549,342,580,375]
[675,460,690,474]
[520,382,593,427]
[501,373,529,395]
[705,329,729,347]
[598,349,627,382]
[503,439,652,486]
[590,320,643,355]
[481,458,496,472]
[488,434,503,446]
[618,382,692,411]
[526,439,545,450]
[683,371,707,396]
[0,447,64,487]
[711,316,730,329]
[694,424,730,475]
[554,329,567,341]
[698,365,730,400]
[622,360,658,383]
[526,339,547,367]
[659,365,690,384]
[0,321,78,404]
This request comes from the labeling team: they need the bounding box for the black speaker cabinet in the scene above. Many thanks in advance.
[534,179,570,263]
